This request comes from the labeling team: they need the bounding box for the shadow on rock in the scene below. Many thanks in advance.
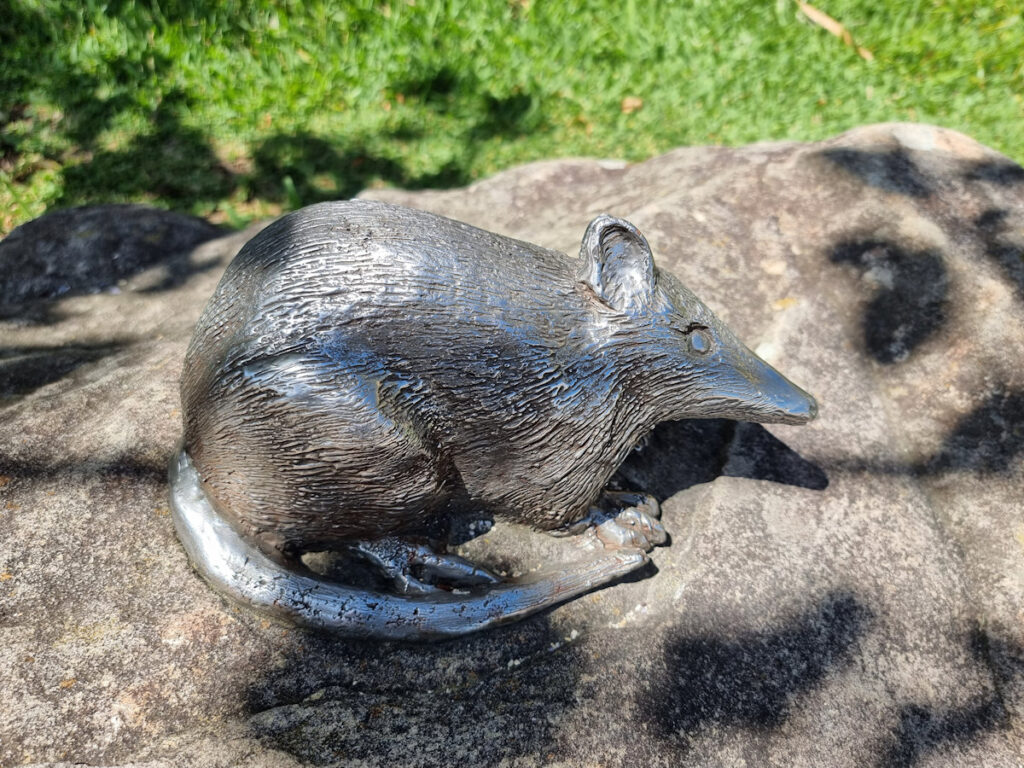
[821,148,934,198]
[830,239,949,364]
[0,205,225,321]
[963,159,1024,187]
[883,702,1005,768]
[243,619,583,765]
[923,386,1024,474]
[818,386,1024,478]
[641,591,871,740]
[613,419,827,501]
[0,452,167,484]
[974,209,1024,301]
[879,627,1019,768]
[0,342,127,401]
[724,422,829,490]
[820,147,934,198]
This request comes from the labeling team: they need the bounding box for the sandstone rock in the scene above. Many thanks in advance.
[1,123,1022,766]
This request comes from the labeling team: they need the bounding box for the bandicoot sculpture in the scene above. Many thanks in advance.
[169,200,816,639]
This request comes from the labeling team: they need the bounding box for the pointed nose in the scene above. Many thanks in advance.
[746,355,818,425]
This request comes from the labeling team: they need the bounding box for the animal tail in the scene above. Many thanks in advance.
[168,449,648,641]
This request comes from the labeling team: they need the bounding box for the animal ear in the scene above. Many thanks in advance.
[578,214,655,313]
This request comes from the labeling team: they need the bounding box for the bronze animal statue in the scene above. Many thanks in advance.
[169,200,816,639]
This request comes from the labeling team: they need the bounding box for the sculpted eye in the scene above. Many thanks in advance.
[685,325,713,354]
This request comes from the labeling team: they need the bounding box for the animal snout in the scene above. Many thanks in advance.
[747,356,818,425]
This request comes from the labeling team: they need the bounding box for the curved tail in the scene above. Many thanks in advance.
[168,450,647,641]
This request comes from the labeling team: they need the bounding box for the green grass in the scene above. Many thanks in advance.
[2,0,1022,235]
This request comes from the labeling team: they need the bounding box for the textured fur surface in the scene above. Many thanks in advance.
[181,200,815,562]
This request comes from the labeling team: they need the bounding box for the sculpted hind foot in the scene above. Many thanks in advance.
[349,537,501,595]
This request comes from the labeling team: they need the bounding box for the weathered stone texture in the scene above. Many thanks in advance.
[1,123,1022,766]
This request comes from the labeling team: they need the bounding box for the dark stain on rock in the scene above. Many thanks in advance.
[830,240,949,364]
[641,591,871,738]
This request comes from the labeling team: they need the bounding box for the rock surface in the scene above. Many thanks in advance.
[1,123,1023,766]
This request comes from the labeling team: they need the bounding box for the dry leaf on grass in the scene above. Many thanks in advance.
[798,2,874,61]
[621,96,644,114]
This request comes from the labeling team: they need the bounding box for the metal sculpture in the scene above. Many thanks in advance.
[170,200,816,639]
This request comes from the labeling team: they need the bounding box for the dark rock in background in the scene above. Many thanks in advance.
[1,123,1022,766]
[0,204,224,322]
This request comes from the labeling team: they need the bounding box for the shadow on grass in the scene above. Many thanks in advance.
[38,81,524,221]
[248,68,541,206]
[390,64,542,142]
[2,0,544,230]
[249,133,471,206]
[3,12,538,225]
[55,90,237,210]
[3,8,227,202]
[2,22,238,217]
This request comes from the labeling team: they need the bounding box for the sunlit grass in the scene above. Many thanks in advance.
[2,0,1022,234]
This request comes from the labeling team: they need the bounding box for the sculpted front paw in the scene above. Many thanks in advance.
[601,492,661,523]
[564,492,666,553]
[590,506,666,552]
[594,506,666,551]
